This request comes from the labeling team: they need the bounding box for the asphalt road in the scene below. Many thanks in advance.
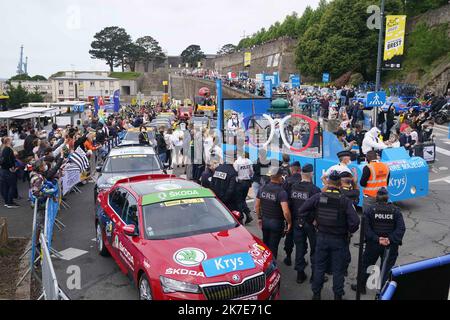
[3,124,450,300]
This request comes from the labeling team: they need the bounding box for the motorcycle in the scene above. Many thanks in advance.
[433,102,449,125]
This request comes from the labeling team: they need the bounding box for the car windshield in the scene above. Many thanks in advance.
[125,131,155,141]
[103,154,161,173]
[143,198,238,240]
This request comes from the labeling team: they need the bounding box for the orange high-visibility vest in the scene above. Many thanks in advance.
[364,161,390,198]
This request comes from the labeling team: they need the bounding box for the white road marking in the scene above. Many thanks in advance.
[430,176,450,183]
[55,248,88,261]
[436,147,450,157]
[439,167,449,171]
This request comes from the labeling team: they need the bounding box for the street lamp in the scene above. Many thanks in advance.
[374,0,386,127]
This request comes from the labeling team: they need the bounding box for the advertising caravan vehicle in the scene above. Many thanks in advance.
[219,95,429,206]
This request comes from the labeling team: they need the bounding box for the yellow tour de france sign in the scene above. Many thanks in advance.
[384,15,407,62]
[244,52,252,67]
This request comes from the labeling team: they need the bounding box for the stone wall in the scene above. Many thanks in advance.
[408,3,450,36]
[207,38,299,82]
[169,75,258,101]
[407,4,450,95]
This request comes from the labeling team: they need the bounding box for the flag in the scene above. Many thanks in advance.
[113,89,120,113]
[94,97,99,117]
[68,147,90,172]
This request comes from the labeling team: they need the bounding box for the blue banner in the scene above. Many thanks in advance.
[202,253,256,278]
[113,89,121,113]
[322,73,330,83]
[94,97,99,117]
[44,181,60,250]
[216,79,223,131]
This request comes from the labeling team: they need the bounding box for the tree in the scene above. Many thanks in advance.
[6,83,29,109]
[136,36,166,72]
[30,75,47,81]
[123,42,146,72]
[217,44,237,55]
[90,26,132,72]
[9,74,31,81]
[28,87,44,102]
[181,45,206,67]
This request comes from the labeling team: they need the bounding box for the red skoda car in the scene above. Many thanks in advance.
[95,175,281,300]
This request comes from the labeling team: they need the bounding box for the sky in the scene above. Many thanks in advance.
[0,0,320,79]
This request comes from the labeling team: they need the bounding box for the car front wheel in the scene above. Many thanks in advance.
[96,222,110,257]
[139,274,153,301]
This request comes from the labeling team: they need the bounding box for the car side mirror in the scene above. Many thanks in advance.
[96,166,102,173]
[123,224,138,237]
[231,211,243,224]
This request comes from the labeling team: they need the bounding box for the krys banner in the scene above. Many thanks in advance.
[383,15,407,70]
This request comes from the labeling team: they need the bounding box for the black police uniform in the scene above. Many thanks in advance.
[362,201,405,287]
[299,186,360,299]
[210,164,238,212]
[340,186,361,276]
[257,182,289,259]
[289,180,321,277]
[282,172,302,261]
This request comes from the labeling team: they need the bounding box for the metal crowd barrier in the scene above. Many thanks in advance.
[39,233,69,300]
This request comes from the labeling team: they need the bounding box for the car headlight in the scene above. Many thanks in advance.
[264,260,278,278]
[160,276,201,294]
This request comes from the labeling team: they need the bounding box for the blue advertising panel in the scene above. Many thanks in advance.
[201,253,256,278]
[322,73,330,83]
[223,98,271,130]
[273,72,280,88]
[290,74,301,88]
[263,80,273,98]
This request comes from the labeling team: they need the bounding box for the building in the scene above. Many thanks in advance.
[9,80,53,101]
[50,71,121,102]
[0,79,7,95]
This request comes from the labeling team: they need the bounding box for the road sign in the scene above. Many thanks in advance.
[322,73,330,83]
[367,91,387,107]
[290,74,301,88]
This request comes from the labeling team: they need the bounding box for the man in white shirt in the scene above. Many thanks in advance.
[362,127,390,155]
[321,151,354,186]
[234,152,254,224]
[170,128,184,168]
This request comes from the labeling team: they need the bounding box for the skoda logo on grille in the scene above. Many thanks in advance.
[232,274,241,283]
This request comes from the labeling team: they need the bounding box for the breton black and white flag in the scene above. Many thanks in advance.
[68,147,90,172]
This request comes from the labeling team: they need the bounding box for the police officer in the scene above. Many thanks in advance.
[290,164,321,283]
[234,152,254,224]
[255,167,292,260]
[340,171,360,206]
[351,188,406,294]
[210,155,238,213]
[282,161,302,266]
[299,171,360,300]
[340,171,361,276]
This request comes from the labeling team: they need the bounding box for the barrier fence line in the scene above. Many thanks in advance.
[40,233,69,300]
